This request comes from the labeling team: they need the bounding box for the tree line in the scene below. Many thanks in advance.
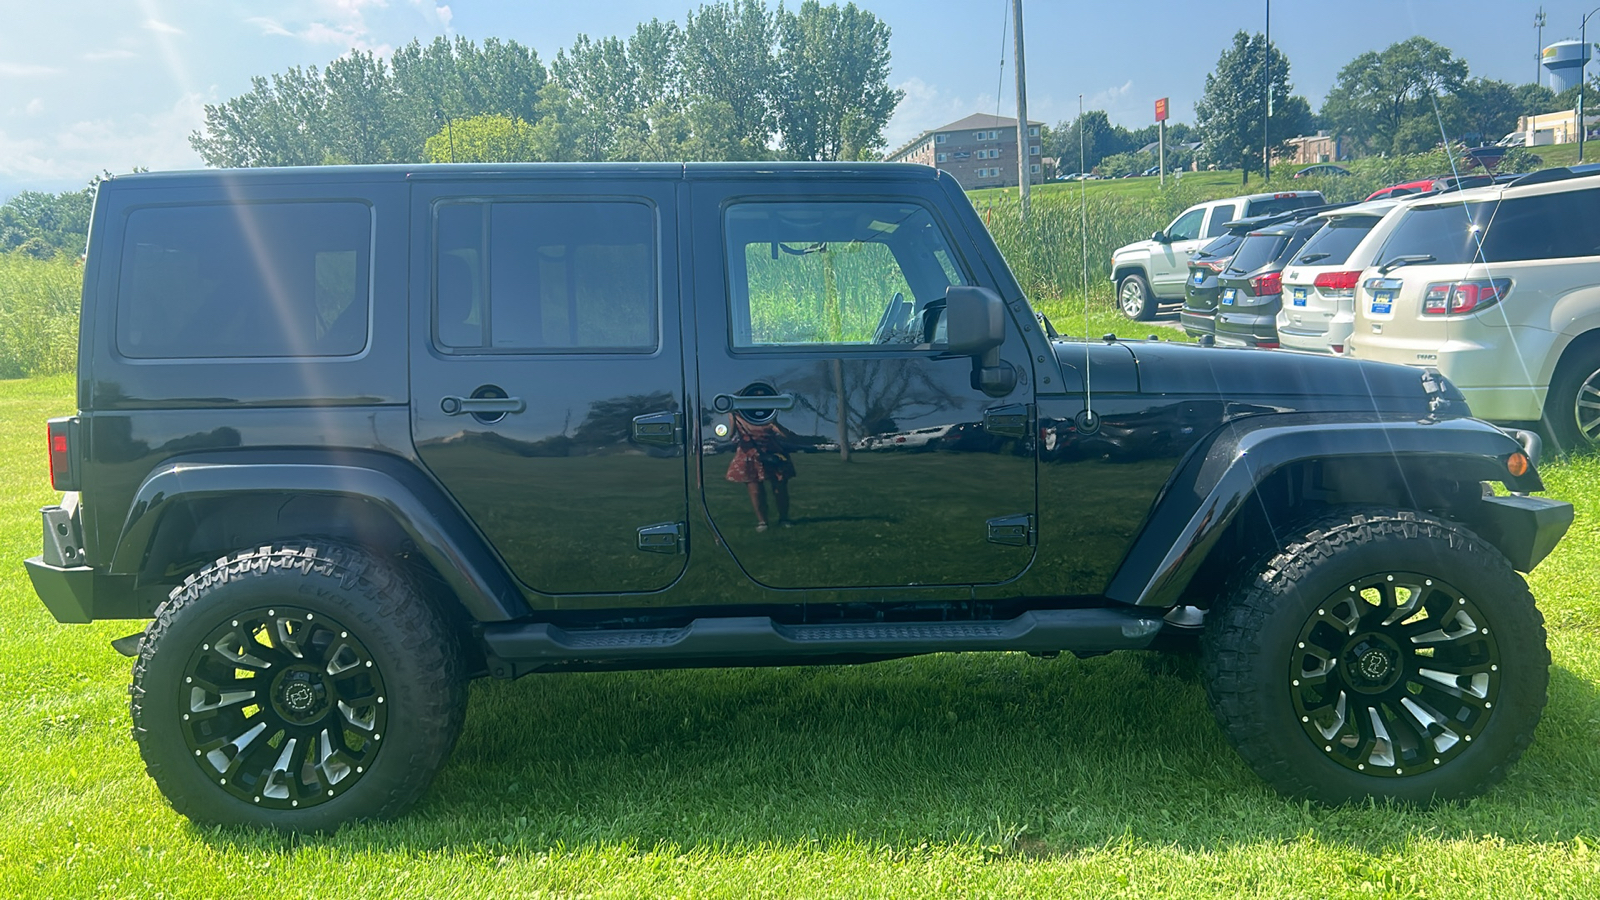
[1047,34,1598,181]
[192,0,898,168]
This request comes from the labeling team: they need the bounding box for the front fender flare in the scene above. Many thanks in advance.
[1103,415,1551,609]
[110,453,530,622]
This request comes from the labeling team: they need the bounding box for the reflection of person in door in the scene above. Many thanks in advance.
[725,413,797,531]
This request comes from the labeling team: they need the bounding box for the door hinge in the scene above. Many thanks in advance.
[637,522,685,554]
[984,403,1033,439]
[631,411,683,447]
[986,514,1034,547]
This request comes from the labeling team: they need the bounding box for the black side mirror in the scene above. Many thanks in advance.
[943,286,1016,397]
[1151,231,1169,243]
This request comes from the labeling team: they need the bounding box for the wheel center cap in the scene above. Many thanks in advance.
[284,682,316,711]
[274,669,328,722]
[1357,648,1392,681]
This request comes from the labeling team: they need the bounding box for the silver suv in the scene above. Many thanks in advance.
[1111,190,1323,320]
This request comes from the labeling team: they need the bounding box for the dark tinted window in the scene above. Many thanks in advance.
[1378,189,1600,266]
[1194,233,1243,261]
[435,200,657,352]
[1292,216,1381,266]
[1243,195,1321,217]
[1204,203,1241,236]
[117,202,370,359]
[1225,233,1288,274]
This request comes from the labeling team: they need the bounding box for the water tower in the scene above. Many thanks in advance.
[1543,40,1592,92]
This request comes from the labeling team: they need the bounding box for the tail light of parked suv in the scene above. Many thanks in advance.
[46,417,79,492]
[1248,272,1282,296]
[1421,278,1512,315]
[1312,270,1362,298]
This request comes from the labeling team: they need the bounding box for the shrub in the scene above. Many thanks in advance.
[0,253,82,378]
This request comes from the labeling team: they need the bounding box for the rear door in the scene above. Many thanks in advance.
[687,178,1037,590]
[409,177,690,596]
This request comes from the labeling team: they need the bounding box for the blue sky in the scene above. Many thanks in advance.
[0,0,1584,198]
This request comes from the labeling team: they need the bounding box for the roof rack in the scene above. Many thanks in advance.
[1508,165,1600,188]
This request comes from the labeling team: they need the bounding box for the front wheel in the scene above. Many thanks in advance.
[1202,509,1548,804]
[1118,272,1155,321]
[131,544,467,831]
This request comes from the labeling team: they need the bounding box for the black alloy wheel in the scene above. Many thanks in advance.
[133,543,466,831]
[180,606,388,809]
[1203,508,1548,804]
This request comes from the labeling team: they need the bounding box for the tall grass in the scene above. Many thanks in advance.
[0,254,81,378]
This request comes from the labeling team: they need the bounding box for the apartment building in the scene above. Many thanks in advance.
[886,113,1043,188]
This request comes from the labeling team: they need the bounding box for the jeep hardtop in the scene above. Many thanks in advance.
[26,163,1571,831]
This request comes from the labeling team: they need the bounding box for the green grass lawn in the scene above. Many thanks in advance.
[1526,140,1600,168]
[3,374,1599,898]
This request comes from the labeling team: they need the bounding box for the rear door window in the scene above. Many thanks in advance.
[1204,202,1241,237]
[116,202,371,359]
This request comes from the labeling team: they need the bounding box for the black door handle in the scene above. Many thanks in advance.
[711,393,796,414]
[440,396,526,416]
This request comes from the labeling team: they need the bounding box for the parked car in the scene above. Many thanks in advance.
[1275,199,1404,355]
[1348,167,1600,451]
[1294,164,1350,178]
[1214,211,1349,347]
[1111,190,1325,320]
[1180,231,1246,340]
[1366,178,1438,201]
[24,164,1570,832]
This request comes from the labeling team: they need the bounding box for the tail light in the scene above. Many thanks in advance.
[1249,272,1283,296]
[1313,270,1361,298]
[1421,278,1512,315]
[47,417,79,492]
[1257,341,1280,349]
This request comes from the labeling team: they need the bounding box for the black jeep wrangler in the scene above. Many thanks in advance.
[26,163,1573,831]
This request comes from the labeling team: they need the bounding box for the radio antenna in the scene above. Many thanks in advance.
[1079,92,1098,432]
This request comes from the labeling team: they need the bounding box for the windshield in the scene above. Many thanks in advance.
[1292,217,1381,266]
[1225,233,1288,274]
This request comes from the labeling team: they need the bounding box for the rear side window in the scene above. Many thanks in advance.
[117,202,371,359]
[1225,233,1288,274]
[1204,203,1240,237]
[1292,217,1381,266]
[434,200,657,353]
[1244,194,1320,217]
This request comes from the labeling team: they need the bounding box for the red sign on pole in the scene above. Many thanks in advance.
[1155,97,1169,123]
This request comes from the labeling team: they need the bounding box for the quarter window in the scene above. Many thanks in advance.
[116,201,371,359]
[433,200,657,352]
[724,201,967,348]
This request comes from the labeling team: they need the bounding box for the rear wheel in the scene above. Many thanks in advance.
[1118,272,1155,321]
[131,543,467,831]
[1203,509,1548,804]
[1542,346,1600,453]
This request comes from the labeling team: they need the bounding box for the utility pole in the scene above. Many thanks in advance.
[1262,0,1272,182]
[1013,0,1031,221]
[1536,7,1547,87]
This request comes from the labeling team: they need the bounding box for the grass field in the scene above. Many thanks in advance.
[3,374,1600,898]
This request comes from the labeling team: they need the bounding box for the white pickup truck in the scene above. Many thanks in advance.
[1111,190,1324,320]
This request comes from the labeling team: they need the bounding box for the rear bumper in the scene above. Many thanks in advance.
[1215,310,1279,347]
[25,556,98,624]
[1179,308,1215,337]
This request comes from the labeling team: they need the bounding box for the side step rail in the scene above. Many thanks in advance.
[481,608,1164,672]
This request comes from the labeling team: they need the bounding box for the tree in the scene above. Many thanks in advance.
[1322,37,1468,156]
[1194,31,1311,182]
[682,0,779,159]
[1439,78,1525,146]
[423,114,546,163]
[773,2,900,160]
[1046,110,1119,172]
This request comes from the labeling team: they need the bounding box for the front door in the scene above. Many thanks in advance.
[409,179,689,596]
[1149,205,1209,292]
[688,182,1037,590]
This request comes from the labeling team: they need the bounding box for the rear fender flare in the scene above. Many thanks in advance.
[109,453,529,622]
[1104,416,1544,609]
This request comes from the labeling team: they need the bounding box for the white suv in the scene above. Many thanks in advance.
[1276,199,1403,354]
[1111,190,1323,320]
[1347,169,1600,449]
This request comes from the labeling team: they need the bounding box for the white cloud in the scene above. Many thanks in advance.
[142,18,184,35]
[0,93,206,188]
[26,99,44,116]
[435,4,452,29]
[885,77,993,150]
[0,62,61,77]
[1086,80,1135,112]
[246,17,294,37]
[83,49,138,62]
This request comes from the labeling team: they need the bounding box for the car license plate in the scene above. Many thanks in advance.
[1194,272,1205,285]
[1221,287,1236,305]
[1370,289,1395,315]
[1292,287,1307,307]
